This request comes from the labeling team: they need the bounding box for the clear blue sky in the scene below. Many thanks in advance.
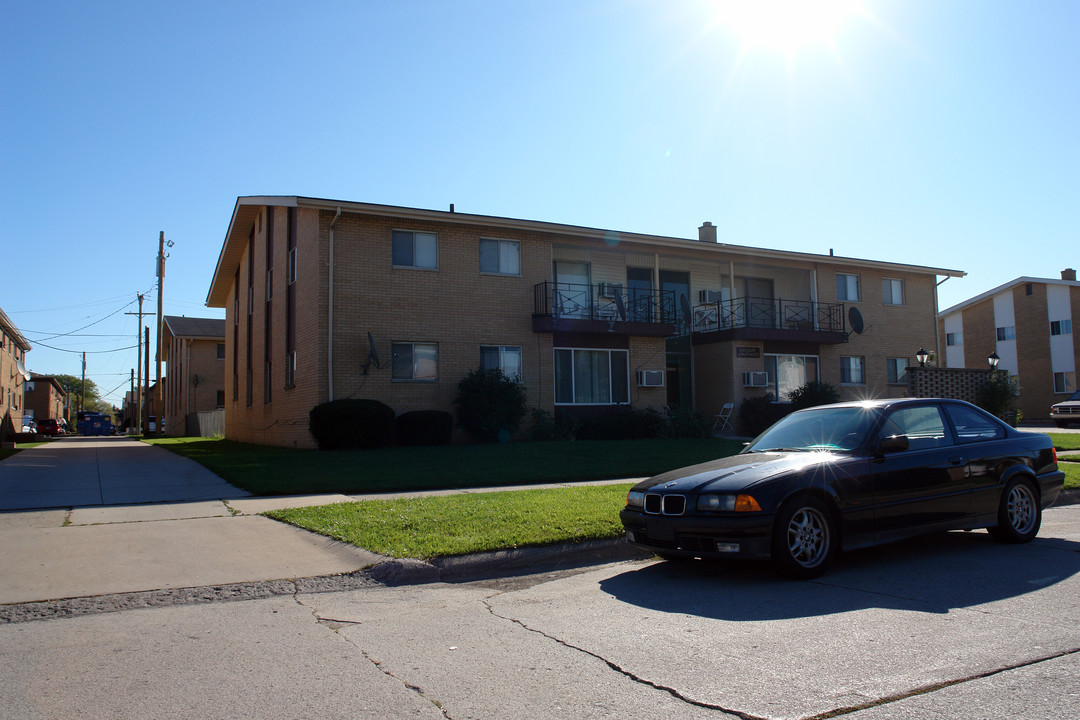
[3,0,1076,407]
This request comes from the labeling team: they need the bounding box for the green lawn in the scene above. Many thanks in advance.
[266,483,633,559]
[1060,460,1080,490]
[1047,433,1080,451]
[148,436,745,496]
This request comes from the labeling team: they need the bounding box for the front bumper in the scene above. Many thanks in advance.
[619,508,775,560]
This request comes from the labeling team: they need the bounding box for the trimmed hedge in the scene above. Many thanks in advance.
[395,410,454,447]
[309,399,395,450]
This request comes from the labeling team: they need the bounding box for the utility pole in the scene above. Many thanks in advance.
[81,352,86,413]
[126,293,146,435]
[145,326,150,432]
[155,231,166,437]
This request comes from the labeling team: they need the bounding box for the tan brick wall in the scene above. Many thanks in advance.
[1012,283,1052,420]
[164,338,225,435]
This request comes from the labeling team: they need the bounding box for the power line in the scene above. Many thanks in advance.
[30,341,139,354]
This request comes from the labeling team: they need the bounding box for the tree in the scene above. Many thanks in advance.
[52,373,110,414]
[454,368,527,442]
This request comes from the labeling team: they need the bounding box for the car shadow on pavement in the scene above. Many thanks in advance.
[599,531,1080,622]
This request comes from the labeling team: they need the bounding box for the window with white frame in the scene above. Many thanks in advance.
[836,273,860,302]
[764,354,818,401]
[392,230,438,269]
[887,358,909,385]
[946,332,962,346]
[996,326,1016,341]
[882,278,905,305]
[480,345,522,381]
[1054,372,1076,394]
[554,348,629,405]
[1051,319,1073,336]
[479,238,521,275]
[841,356,865,385]
[392,342,438,381]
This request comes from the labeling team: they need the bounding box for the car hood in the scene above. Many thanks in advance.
[631,451,847,494]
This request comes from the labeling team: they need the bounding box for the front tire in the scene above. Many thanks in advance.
[771,495,836,579]
[989,477,1041,543]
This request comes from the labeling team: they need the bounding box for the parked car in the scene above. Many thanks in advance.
[21,416,36,434]
[1050,390,1080,428]
[36,418,61,436]
[620,398,1064,578]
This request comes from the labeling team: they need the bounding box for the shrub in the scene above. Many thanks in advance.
[739,394,790,438]
[309,399,395,450]
[977,371,1020,425]
[659,406,712,438]
[395,410,454,446]
[576,408,664,441]
[454,368,528,443]
[788,381,840,410]
[528,408,580,441]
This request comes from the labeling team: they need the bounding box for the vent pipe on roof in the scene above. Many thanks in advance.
[450,203,455,213]
[698,222,717,243]
[1062,268,1077,281]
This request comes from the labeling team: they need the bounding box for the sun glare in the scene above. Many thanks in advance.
[713,0,862,52]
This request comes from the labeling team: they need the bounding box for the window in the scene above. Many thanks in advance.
[841,356,865,385]
[554,348,629,405]
[836,273,860,302]
[946,332,962,346]
[944,404,1004,443]
[480,345,522,381]
[764,355,818,401]
[285,351,296,389]
[217,343,225,360]
[392,230,438,269]
[996,326,1016,341]
[1051,319,1072,336]
[392,342,438,381]
[1026,283,1033,296]
[879,405,948,450]
[1055,372,1076,394]
[887,358,909,385]
[288,247,297,284]
[479,238,521,275]
[216,390,225,408]
[882,278,905,305]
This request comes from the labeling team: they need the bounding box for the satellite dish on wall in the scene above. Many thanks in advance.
[361,332,387,375]
[848,307,865,335]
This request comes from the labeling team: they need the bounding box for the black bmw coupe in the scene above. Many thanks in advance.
[620,398,1064,578]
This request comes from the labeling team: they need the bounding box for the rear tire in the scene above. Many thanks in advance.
[988,477,1041,543]
[771,495,836,579]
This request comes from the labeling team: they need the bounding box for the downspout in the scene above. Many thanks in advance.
[328,207,342,401]
[935,275,951,367]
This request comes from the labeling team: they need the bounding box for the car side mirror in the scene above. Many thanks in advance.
[877,434,910,455]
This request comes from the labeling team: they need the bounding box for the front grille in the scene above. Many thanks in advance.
[629,527,716,553]
[644,493,686,516]
[1056,406,1080,415]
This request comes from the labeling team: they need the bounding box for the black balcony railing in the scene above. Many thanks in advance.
[685,296,845,335]
[533,282,673,325]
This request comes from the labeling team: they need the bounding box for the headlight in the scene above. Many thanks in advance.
[697,494,762,512]
[627,490,645,508]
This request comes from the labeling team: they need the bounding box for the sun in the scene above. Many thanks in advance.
[712,0,863,53]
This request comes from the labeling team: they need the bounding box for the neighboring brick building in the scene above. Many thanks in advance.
[0,306,32,443]
[24,374,68,427]
[938,269,1080,422]
[161,316,227,436]
[206,196,965,448]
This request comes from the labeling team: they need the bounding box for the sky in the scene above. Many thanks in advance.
[2,0,1077,408]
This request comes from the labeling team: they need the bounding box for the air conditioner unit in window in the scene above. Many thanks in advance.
[698,289,723,304]
[743,371,768,388]
[637,370,665,387]
[598,282,622,298]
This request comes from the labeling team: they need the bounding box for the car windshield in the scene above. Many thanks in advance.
[745,406,879,453]
[1065,391,1080,402]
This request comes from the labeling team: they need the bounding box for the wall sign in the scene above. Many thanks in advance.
[736,347,760,359]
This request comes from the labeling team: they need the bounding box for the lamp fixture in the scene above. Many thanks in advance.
[987,352,1000,370]
[915,348,929,367]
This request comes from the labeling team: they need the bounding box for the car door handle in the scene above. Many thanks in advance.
[949,457,966,465]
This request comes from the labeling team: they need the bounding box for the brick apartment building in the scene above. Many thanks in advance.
[161,315,226,436]
[938,269,1080,422]
[206,196,964,448]
[24,374,68,427]
[0,306,32,442]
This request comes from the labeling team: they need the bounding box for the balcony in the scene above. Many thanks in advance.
[687,296,847,344]
[532,282,676,337]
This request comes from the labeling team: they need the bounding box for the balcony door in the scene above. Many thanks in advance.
[626,267,653,322]
[744,277,776,328]
[554,261,591,319]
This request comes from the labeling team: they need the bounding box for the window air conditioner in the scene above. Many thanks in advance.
[598,282,622,298]
[637,370,665,387]
[698,289,723,304]
[743,371,769,388]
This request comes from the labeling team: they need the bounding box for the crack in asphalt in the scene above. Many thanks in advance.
[293,591,453,720]
[482,600,758,720]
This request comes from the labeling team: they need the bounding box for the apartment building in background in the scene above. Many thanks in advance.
[938,269,1080,422]
[206,196,964,448]
[0,306,32,442]
[25,374,68,426]
[161,316,227,436]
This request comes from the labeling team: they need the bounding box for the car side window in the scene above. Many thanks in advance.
[879,406,950,450]
[943,404,1005,443]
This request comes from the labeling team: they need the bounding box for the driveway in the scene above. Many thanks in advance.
[0,436,251,511]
